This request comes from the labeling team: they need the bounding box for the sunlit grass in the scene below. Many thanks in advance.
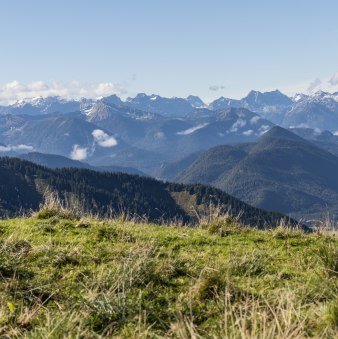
[0,214,336,338]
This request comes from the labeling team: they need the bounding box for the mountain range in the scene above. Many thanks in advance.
[0,101,275,173]
[167,126,338,221]
[1,89,338,174]
[2,90,338,131]
[1,90,338,223]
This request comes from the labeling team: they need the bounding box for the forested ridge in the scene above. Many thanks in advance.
[0,157,296,228]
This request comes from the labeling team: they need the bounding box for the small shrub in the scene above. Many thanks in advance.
[36,221,57,234]
[193,269,227,301]
[75,220,91,228]
[59,220,75,230]
[36,207,78,220]
[99,227,136,243]
[96,225,119,241]
[36,190,80,220]
[0,243,32,279]
[228,251,272,277]
[272,226,304,240]
[36,208,58,220]
[203,218,243,237]
[324,302,338,329]
[85,294,121,333]
[145,257,190,285]
[6,239,32,254]
[52,251,80,268]
[0,248,21,279]
[317,243,338,277]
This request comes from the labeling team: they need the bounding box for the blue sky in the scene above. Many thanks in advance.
[0,0,338,103]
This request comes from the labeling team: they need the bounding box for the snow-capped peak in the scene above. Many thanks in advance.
[293,93,308,102]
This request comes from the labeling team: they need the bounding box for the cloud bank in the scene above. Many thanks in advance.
[305,71,338,95]
[177,123,209,135]
[329,72,338,86]
[0,144,34,152]
[306,78,322,94]
[0,81,127,105]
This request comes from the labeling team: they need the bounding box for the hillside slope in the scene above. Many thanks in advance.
[0,216,336,337]
[175,127,338,221]
[0,157,295,228]
[18,152,145,176]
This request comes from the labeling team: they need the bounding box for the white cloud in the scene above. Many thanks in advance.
[0,146,13,152]
[0,146,11,152]
[92,129,118,147]
[259,125,270,131]
[306,78,322,94]
[209,85,225,92]
[278,71,338,96]
[0,80,127,105]
[94,83,125,97]
[70,144,88,160]
[0,144,33,152]
[177,123,209,136]
[230,119,247,132]
[289,123,309,129]
[250,116,261,124]
[69,130,118,161]
[286,72,338,96]
[243,129,254,136]
[313,128,322,135]
[15,144,34,151]
[329,72,338,86]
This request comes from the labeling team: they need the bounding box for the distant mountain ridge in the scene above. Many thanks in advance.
[124,93,195,117]
[1,89,337,132]
[209,90,293,120]
[0,103,275,174]
[1,89,338,175]
[171,127,338,221]
[17,152,146,176]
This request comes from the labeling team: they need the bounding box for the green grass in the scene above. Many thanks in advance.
[0,214,337,338]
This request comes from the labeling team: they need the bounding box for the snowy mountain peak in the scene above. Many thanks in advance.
[186,95,206,108]
[293,93,308,102]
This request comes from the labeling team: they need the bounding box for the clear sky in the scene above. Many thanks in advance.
[1,0,338,103]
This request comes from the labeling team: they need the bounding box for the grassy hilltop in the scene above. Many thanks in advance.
[0,210,337,338]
